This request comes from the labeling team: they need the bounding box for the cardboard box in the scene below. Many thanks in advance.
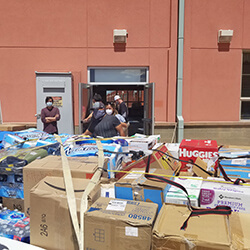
[200,180,250,213]
[179,139,218,171]
[30,176,100,250]
[23,155,107,215]
[152,204,250,250]
[84,197,158,250]
[153,143,181,172]
[165,177,202,207]
[117,144,181,179]
[219,167,250,180]
[2,197,24,212]
[219,158,250,180]
[128,135,159,151]
[115,168,173,212]
[0,124,26,131]
[101,182,115,198]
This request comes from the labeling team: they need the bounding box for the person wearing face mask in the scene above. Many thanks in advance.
[94,103,125,138]
[41,96,60,134]
[106,102,129,135]
[114,95,128,122]
[83,101,106,136]
[82,93,102,124]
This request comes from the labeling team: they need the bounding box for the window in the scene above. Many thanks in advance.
[88,67,148,109]
[241,53,250,119]
[89,67,147,83]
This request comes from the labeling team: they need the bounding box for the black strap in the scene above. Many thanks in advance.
[218,161,246,185]
[145,154,192,210]
[144,154,232,230]
[180,205,232,230]
[153,148,246,185]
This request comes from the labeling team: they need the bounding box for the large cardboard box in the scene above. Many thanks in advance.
[219,158,250,180]
[117,144,181,179]
[0,124,26,131]
[115,168,173,212]
[23,155,107,215]
[2,197,24,212]
[179,139,218,171]
[152,204,250,250]
[84,197,158,250]
[30,176,100,250]
[200,180,250,213]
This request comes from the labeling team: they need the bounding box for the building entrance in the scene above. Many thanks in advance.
[79,83,154,136]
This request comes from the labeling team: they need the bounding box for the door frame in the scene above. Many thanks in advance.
[35,71,74,134]
[78,82,155,135]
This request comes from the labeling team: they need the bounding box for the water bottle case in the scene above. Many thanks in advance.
[0,209,30,242]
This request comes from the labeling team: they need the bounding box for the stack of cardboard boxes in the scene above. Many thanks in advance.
[6,140,250,249]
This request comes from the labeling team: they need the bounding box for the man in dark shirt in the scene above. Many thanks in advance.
[114,95,128,122]
[41,97,60,134]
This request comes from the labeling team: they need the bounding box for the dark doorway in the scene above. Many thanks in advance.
[79,83,154,135]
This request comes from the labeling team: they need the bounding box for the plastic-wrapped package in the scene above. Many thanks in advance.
[0,208,30,242]
[64,143,124,178]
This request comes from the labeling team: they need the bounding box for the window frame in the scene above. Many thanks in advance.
[240,52,250,120]
[87,67,149,85]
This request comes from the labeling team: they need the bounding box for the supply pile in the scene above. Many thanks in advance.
[0,128,250,249]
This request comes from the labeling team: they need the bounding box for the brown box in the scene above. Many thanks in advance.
[0,124,26,131]
[84,197,158,250]
[152,204,250,250]
[115,168,173,212]
[2,197,24,212]
[30,176,100,250]
[117,144,181,179]
[23,155,107,216]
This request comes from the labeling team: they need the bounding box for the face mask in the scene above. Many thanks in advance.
[106,109,113,115]
[46,102,53,107]
[93,102,100,109]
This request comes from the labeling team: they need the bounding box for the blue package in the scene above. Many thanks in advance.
[0,131,13,142]
[75,138,118,146]
[0,183,23,199]
[220,159,250,167]
[2,134,25,148]
[15,128,48,140]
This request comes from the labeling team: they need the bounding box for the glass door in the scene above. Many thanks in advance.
[78,83,93,134]
[143,82,155,135]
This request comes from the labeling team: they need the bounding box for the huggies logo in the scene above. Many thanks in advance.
[179,148,218,159]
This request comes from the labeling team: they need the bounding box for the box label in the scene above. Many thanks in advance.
[106,200,127,211]
[231,159,247,166]
[124,171,144,179]
[125,227,138,237]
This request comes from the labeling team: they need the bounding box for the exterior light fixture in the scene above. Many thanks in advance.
[113,29,128,43]
[218,29,233,43]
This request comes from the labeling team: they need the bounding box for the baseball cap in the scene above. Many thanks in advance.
[114,95,121,101]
